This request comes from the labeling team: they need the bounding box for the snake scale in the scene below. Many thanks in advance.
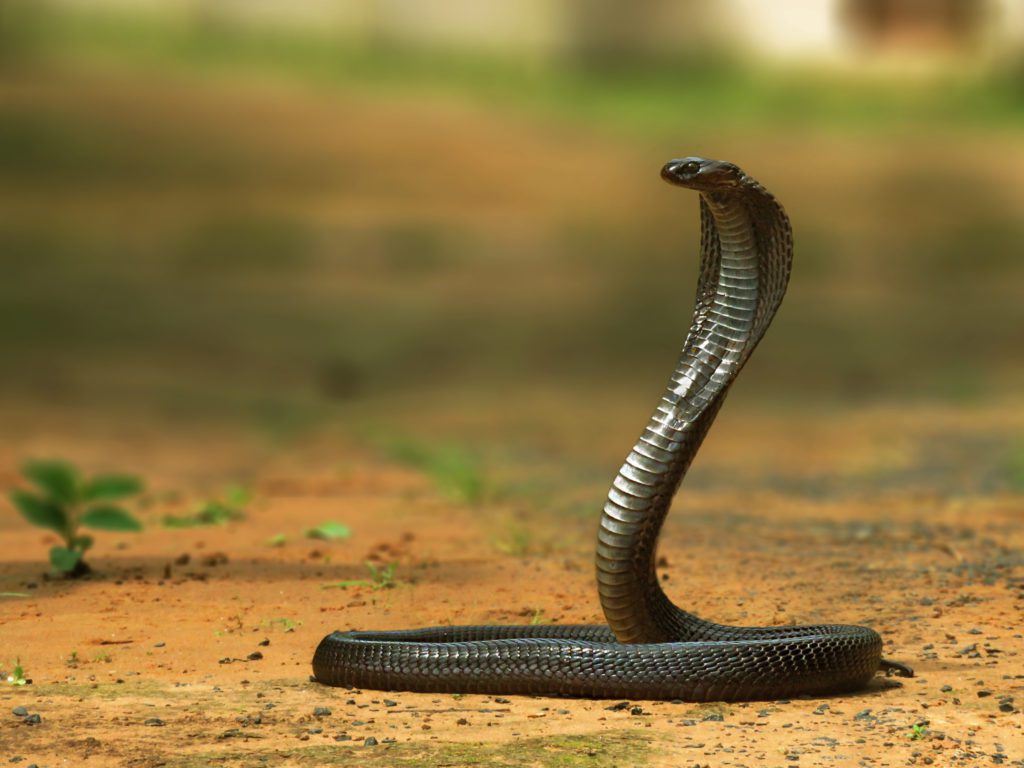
[313,157,913,701]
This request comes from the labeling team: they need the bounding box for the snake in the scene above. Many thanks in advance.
[312,157,914,701]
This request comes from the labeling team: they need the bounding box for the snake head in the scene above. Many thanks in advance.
[661,158,745,191]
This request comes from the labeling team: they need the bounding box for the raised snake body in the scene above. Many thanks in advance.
[312,157,913,701]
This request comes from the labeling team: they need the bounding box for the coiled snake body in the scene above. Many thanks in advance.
[313,158,913,701]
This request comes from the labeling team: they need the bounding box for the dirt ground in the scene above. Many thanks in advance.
[1,402,1022,768]
[1,56,1023,768]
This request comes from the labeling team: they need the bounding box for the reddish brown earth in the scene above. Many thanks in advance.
[1,62,1022,768]
[1,404,1022,768]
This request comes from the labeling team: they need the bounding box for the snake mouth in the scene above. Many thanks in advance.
[662,157,743,190]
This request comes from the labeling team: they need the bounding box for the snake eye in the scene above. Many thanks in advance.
[680,161,701,176]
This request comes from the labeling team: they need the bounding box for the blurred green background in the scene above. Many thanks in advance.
[1,1,1023,490]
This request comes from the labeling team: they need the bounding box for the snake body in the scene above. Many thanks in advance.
[313,158,912,701]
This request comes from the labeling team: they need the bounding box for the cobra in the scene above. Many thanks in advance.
[312,157,913,701]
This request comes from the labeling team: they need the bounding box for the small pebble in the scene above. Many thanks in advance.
[247,651,263,661]
[23,714,41,725]
[999,703,1014,712]
[630,706,645,716]
[308,727,322,734]
[12,706,28,717]
[154,642,166,648]
[364,737,378,747]
[335,734,351,742]
[383,699,397,707]
[977,690,993,698]
[940,685,953,693]
[605,701,630,711]
[143,718,165,727]
[313,707,332,717]
[494,698,511,704]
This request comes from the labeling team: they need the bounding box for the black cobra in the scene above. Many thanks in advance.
[313,157,913,701]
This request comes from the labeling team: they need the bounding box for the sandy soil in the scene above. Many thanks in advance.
[1,61,1022,768]
[1,406,1022,768]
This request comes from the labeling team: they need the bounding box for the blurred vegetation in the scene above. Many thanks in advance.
[3,5,1024,133]
[0,4,1022,496]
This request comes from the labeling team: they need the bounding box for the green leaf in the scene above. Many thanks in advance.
[304,521,352,541]
[10,491,68,535]
[23,460,79,504]
[82,474,142,502]
[50,546,82,573]
[81,505,143,532]
[72,534,95,552]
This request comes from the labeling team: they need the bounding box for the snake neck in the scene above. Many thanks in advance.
[596,181,792,644]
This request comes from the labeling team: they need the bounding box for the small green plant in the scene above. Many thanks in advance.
[529,608,546,625]
[366,561,397,589]
[304,521,352,541]
[162,485,249,528]
[492,526,533,557]
[3,658,28,686]
[907,723,929,740]
[266,533,287,547]
[65,650,79,668]
[10,460,143,577]
[263,617,301,633]
[322,562,398,591]
[383,439,486,504]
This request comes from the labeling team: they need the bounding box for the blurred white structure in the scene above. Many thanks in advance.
[49,0,1024,70]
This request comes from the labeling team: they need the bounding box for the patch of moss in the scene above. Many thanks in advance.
[28,678,175,700]
[682,701,731,721]
[166,731,652,768]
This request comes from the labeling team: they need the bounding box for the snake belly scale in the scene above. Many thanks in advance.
[312,157,913,701]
